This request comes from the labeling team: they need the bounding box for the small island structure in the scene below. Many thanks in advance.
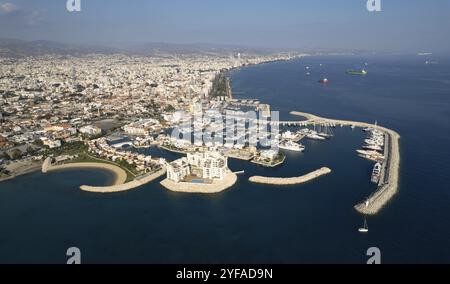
[249,167,331,186]
[160,151,237,194]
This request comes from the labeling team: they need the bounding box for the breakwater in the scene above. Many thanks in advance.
[290,111,401,215]
[80,169,166,193]
[249,167,331,185]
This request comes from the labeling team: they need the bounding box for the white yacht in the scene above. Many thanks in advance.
[363,145,383,151]
[371,163,382,184]
[278,140,305,152]
[307,131,326,141]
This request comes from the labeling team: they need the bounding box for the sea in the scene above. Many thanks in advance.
[1,55,449,264]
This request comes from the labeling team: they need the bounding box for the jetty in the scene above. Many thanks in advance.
[249,167,331,185]
[290,111,401,215]
[80,169,166,193]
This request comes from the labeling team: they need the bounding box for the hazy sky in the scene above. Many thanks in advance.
[1,0,449,52]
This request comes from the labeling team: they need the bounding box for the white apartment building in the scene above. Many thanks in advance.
[166,152,228,183]
[166,158,191,183]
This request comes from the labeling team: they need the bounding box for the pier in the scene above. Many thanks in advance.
[290,111,401,215]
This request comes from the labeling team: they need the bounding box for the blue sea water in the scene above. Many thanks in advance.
[0,55,449,263]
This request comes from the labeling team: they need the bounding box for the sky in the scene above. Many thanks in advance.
[0,0,449,53]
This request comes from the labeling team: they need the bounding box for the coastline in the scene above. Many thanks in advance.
[160,172,237,194]
[0,161,42,183]
[290,111,401,215]
[44,159,166,193]
[46,162,128,186]
[80,168,166,193]
[249,167,331,186]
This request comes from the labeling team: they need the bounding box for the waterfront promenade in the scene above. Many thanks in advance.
[290,111,401,215]
[249,167,331,185]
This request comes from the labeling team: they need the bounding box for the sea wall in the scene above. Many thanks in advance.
[354,131,400,215]
[249,167,331,185]
[291,110,401,215]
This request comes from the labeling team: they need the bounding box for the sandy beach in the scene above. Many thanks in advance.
[249,167,332,185]
[47,162,127,185]
[80,169,166,193]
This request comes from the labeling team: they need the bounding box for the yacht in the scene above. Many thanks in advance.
[371,163,382,184]
[278,140,305,152]
[307,131,326,141]
[363,145,383,151]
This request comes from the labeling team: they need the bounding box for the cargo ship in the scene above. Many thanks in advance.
[346,69,368,75]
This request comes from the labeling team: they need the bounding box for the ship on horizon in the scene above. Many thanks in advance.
[346,69,368,75]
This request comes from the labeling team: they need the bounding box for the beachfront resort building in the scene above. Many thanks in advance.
[166,152,229,183]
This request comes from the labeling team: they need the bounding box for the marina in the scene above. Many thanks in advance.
[289,111,401,215]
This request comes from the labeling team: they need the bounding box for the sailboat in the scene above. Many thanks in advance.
[358,218,369,233]
[318,123,334,139]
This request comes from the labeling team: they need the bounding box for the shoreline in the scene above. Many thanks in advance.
[46,162,128,186]
[249,167,331,186]
[44,159,166,193]
[0,161,42,183]
[160,172,237,194]
[290,111,401,215]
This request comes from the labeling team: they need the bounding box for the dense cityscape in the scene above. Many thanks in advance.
[0,52,299,184]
